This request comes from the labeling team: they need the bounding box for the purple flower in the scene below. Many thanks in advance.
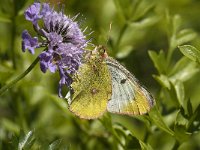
[22,30,38,54]
[24,2,42,24]
[22,2,89,97]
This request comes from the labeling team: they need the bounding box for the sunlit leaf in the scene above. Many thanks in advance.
[18,130,35,150]
[153,74,171,89]
[48,139,62,150]
[172,80,185,107]
[178,45,200,63]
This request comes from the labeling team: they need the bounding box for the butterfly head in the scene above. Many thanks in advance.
[96,45,108,59]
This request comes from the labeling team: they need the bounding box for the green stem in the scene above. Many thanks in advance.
[0,57,40,96]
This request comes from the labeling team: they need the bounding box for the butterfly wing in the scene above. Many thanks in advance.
[68,59,112,119]
[106,57,154,115]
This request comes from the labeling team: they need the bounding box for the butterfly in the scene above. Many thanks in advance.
[66,46,154,119]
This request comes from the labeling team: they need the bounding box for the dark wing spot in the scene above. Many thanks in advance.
[120,79,126,84]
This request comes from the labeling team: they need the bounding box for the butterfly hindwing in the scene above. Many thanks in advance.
[68,57,112,119]
[106,57,154,115]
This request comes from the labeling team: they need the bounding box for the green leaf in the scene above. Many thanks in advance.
[170,61,199,82]
[18,130,35,150]
[174,124,191,143]
[48,139,62,150]
[153,74,171,89]
[130,16,159,29]
[114,124,140,149]
[172,80,185,107]
[178,45,200,63]
[139,140,153,150]
[0,15,11,23]
[169,57,190,76]
[175,110,188,127]
[149,107,174,136]
[187,99,193,117]
[131,0,155,21]
[113,0,126,22]
[148,50,167,74]
[1,119,20,134]
[116,45,133,59]
[187,104,200,131]
[172,15,182,34]
[169,15,182,50]
[177,29,197,46]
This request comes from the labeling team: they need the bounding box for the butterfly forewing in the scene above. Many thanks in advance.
[68,56,112,119]
[106,57,154,115]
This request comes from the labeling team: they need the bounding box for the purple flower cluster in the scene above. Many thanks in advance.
[22,2,87,97]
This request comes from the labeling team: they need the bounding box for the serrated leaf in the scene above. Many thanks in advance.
[178,45,200,63]
[149,107,174,136]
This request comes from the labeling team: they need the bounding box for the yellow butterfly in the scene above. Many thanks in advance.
[66,46,154,119]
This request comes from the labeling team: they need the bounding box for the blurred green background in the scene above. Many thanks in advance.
[0,0,200,149]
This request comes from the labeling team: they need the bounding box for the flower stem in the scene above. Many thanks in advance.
[0,57,40,96]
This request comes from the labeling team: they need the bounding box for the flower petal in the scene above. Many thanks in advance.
[22,30,38,54]
[24,2,42,24]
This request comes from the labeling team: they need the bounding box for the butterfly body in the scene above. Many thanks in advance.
[67,46,154,119]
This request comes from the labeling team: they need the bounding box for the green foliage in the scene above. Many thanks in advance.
[0,0,200,149]
[178,45,200,64]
